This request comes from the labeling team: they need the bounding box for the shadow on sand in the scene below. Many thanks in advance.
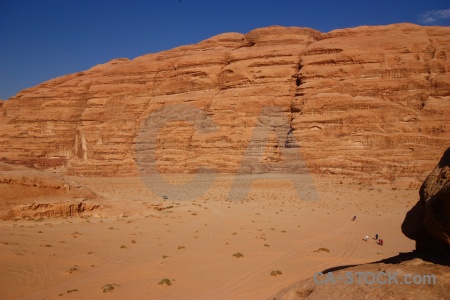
[320,251,450,274]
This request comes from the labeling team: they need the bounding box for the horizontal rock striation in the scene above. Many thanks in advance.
[0,24,449,181]
[0,162,102,219]
[5,200,101,220]
[293,25,450,181]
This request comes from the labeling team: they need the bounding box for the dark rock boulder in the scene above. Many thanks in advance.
[402,147,450,256]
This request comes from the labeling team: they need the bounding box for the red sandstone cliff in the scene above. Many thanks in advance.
[0,24,449,181]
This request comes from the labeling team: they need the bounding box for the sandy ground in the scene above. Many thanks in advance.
[0,174,416,299]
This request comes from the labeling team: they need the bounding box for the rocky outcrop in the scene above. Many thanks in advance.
[402,147,450,256]
[0,162,101,219]
[270,257,450,300]
[5,200,101,220]
[0,24,449,181]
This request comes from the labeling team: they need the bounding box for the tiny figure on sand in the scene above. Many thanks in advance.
[351,215,356,221]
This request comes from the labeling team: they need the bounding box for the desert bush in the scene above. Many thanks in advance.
[314,247,330,253]
[102,284,115,293]
[270,270,282,276]
[158,278,172,286]
[67,266,78,274]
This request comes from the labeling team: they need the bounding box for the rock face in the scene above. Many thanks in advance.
[0,24,449,180]
[402,147,450,255]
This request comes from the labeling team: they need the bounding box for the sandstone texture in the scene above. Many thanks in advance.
[270,257,450,300]
[0,24,449,181]
[0,162,101,219]
[402,146,450,256]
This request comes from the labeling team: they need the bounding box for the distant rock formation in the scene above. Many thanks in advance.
[402,147,450,256]
[0,24,449,181]
[0,162,101,219]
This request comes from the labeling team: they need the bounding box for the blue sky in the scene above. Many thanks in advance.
[1,0,449,100]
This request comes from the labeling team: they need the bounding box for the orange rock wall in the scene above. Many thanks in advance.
[0,24,449,180]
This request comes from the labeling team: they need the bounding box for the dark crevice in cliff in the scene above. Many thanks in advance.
[285,56,306,149]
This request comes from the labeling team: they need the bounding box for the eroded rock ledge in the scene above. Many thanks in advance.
[0,163,102,220]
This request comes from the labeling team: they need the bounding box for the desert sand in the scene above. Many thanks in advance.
[1,23,448,300]
[0,174,415,299]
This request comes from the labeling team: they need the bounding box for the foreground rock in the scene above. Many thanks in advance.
[402,146,450,256]
[0,163,102,219]
[270,257,450,300]
[0,24,449,183]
